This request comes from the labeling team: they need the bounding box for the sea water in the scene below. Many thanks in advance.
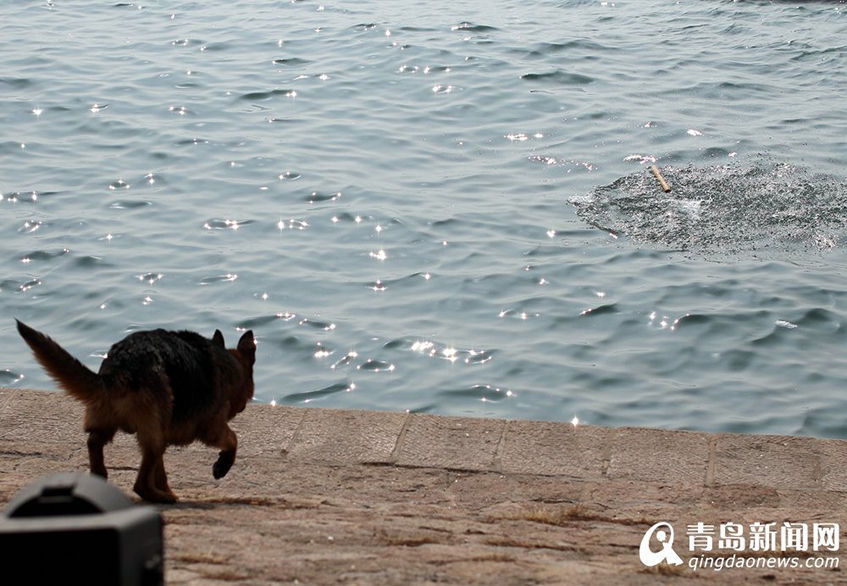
[2,0,846,437]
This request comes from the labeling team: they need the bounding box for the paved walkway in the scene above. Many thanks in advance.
[1,388,844,584]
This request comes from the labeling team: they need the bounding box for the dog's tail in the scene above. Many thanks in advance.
[16,320,104,404]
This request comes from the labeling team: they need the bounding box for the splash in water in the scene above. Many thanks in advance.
[572,160,847,253]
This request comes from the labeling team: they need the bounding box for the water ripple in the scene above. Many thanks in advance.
[203,218,255,231]
[272,57,311,66]
[305,191,341,203]
[357,358,395,373]
[18,249,69,263]
[579,303,619,318]
[438,384,514,403]
[450,22,499,33]
[109,199,152,210]
[407,338,496,366]
[0,369,24,385]
[521,70,594,84]
[199,273,238,285]
[283,381,355,404]
[240,88,298,101]
[17,219,43,233]
[3,190,42,203]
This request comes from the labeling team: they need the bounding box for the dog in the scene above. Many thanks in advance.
[16,320,255,503]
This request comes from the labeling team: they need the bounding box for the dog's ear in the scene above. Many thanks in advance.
[212,329,225,348]
[237,330,255,364]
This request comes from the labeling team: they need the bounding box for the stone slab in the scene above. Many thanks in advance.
[607,427,711,485]
[394,413,505,471]
[498,419,610,478]
[286,407,407,464]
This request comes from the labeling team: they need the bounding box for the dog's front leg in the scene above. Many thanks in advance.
[134,428,177,503]
[211,424,238,479]
[153,455,174,496]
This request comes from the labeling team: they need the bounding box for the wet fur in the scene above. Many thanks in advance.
[16,320,255,503]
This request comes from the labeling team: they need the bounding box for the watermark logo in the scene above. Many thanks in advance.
[640,522,683,567]
[638,520,840,572]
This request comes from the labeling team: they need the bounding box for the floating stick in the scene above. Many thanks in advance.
[650,164,671,193]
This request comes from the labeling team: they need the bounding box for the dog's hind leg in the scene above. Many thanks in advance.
[83,403,115,478]
[86,427,116,478]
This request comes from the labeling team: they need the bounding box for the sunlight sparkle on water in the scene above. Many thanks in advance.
[19,279,40,292]
[465,349,493,365]
[314,343,332,359]
[331,351,358,370]
[411,340,437,356]
[278,218,309,231]
[137,272,163,285]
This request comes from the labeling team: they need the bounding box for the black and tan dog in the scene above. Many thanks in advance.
[16,320,255,503]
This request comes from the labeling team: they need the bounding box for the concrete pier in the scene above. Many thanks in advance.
[1,388,844,584]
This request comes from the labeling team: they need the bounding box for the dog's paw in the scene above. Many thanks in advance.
[134,485,178,504]
[213,451,234,479]
[212,460,231,479]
